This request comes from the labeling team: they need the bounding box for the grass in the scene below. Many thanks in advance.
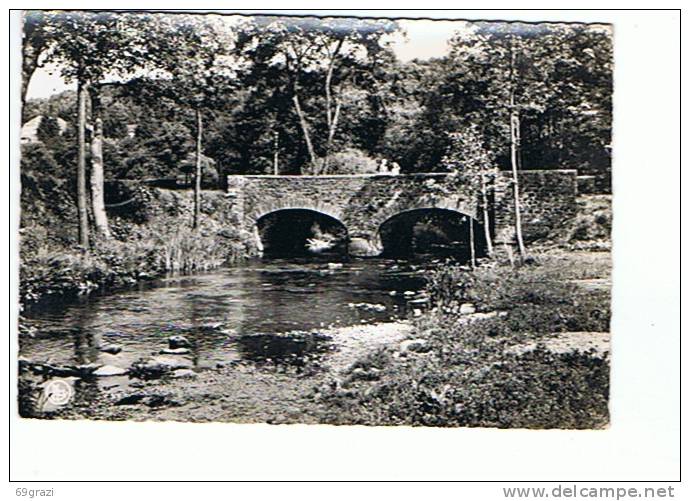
[315,249,611,429]
[19,186,255,311]
[544,195,612,252]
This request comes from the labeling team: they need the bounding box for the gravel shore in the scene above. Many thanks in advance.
[50,321,415,424]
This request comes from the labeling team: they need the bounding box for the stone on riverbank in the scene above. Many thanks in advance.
[321,321,414,372]
[160,347,191,355]
[19,359,100,378]
[349,367,381,381]
[460,303,476,315]
[115,393,180,407]
[93,365,128,377]
[400,338,430,353]
[507,332,610,357]
[168,335,191,349]
[130,356,193,379]
[100,344,122,355]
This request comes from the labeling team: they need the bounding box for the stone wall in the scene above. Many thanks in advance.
[494,170,579,244]
[577,173,612,195]
[228,170,579,253]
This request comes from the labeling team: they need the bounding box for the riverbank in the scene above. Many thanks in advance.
[20,321,416,424]
[19,182,254,311]
[19,248,611,428]
[315,249,611,429]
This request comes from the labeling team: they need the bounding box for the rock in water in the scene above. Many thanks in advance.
[460,303,476,315]
[131,356,193,379]
[93,365,128,377]
[160,347,191,355]
[100,344,122,355]
[400,338,430,353]
[170,369,197,379]
[348,302,387,312]
[348,237,381,257]
[408,297,429,305]
[168,335,191,349]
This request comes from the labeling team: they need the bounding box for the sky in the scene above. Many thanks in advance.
[25,17,463,100]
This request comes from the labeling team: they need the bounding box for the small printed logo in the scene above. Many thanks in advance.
[43,379,74,407]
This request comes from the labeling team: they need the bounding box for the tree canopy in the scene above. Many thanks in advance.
[22,13,613,184]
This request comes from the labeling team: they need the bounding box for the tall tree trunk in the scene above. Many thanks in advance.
[323,40,344,173]
[292,93,318,174]
[76,79,90,250]
[273,130,279,176]
[509,41,526,262]
[21,30,43,121]
[510,101,526,262]
[89,85,110,239]
[324,99,341,173]
[480,174,494,257]
[468,216,476,269]
[193,108,203,229]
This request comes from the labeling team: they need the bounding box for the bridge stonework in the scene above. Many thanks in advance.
[226,171,578,255]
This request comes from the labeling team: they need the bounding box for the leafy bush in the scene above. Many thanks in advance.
[316,250,611,428]
[307,148,379,175]
[318,341,609,429]
[19,184,254,310]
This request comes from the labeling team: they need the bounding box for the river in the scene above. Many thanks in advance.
[19,258,430,383]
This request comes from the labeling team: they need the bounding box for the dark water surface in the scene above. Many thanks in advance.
[19,259,429,375]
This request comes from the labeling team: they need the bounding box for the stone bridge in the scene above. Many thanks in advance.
[226,171,578,255]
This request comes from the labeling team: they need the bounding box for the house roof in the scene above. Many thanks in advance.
[20,115,68,143]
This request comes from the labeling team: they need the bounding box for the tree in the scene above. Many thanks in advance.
[42,11,156,243]
[312,18,399,172]
[21,11,57,116]
[439,22,614,256]
[445,23,567,261]
[441,126,504,261]
[149,14,240,228]
[20,143,59,175]
[375,58,459,172]
[22,12,90,247]
[35,115,61,146]
[238,16,399,174]
[76,77,89,248]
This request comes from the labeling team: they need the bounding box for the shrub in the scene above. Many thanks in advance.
[318,343,609,429]
[19,184,254,310]
[307,148,379,175]
[317,249,611,428]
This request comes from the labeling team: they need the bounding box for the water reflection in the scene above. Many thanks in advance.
[19,259,428,373]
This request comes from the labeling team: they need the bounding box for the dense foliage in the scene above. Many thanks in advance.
[22,13,612,182]
[19,183,253,309]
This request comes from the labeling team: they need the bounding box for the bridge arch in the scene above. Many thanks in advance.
[377,207,488,260]
[248,196,344,225]
[255,208,349,258]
